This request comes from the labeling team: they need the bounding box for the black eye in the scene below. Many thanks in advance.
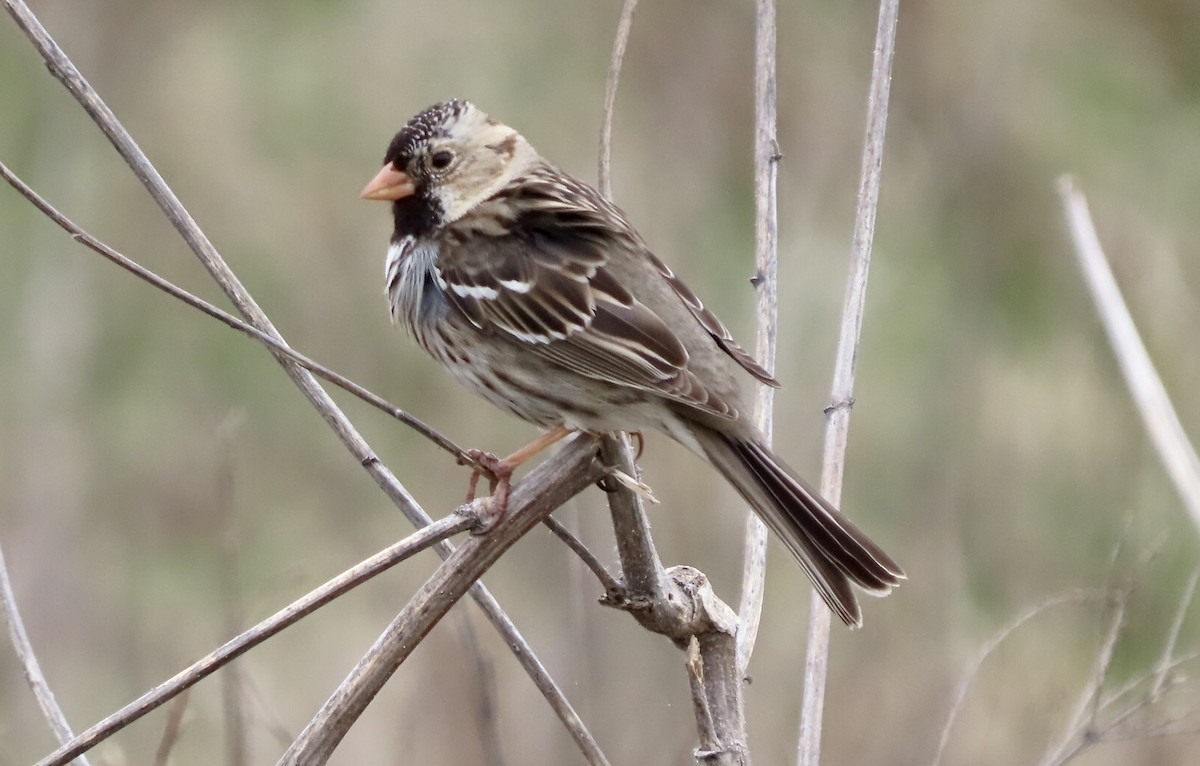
[430,150,454,170]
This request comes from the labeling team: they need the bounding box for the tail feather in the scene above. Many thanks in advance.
[690,424,905,628]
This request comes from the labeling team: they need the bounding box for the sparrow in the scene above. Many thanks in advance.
[361,99,904,626]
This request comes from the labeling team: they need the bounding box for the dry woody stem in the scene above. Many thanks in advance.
[278,436,607,765]
[0,539,92,766]
[799,1,900,764]
[1057,177,1200,536]
[735,0,779,676]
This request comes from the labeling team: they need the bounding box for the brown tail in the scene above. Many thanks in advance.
[689,424,905,627]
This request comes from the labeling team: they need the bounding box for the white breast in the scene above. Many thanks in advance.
[385,237,447,347]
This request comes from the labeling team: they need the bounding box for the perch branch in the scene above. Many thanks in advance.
[595,6,750,759]
[278,436,608,765]
[596,434,749,763]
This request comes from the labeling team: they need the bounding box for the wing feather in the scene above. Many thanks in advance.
[435,166,765,417]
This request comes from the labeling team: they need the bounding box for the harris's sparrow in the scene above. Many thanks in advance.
[361,100,903,626]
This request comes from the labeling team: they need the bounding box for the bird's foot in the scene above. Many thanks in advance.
[461,448,501,503]
[460,449,513,531]
[458,426,574,533]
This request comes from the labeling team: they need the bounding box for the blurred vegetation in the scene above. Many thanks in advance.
[2,0,1199,764]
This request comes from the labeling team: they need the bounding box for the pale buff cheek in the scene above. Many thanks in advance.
[437,153,509,223]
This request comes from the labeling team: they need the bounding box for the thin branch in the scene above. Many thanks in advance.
[6,2,598,755]
[1096,664,1192,745]
[736,0,778,676]
[1040,590,1129,766]
[277,436,608,766]
[594,0,664,611]
[1057,177,1200,534]
[598,0,639,200]
[598,432,748,765]
[0,539,92,766]
[799,1,900,764]
[34,514,473,766]
[1101,650,1199,716]
[1044,573,1200,766]
[0,159,479,472]
[542,515,622,597]
[931,589,1104,766]
[1152,568,1200,697]
[598,436,669,599]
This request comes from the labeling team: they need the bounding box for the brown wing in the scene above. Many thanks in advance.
[434,166,764,417]
[645,252,780,387]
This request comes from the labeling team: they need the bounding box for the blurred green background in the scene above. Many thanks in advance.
[2,0,1199,764]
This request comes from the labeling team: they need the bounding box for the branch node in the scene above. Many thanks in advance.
[455,498,492,532]
[823,396,855,416]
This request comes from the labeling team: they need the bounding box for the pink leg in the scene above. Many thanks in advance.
[462,425,574,530]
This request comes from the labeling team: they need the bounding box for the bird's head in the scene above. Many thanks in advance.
[361,100,538,233]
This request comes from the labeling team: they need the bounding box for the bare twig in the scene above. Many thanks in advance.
[1043,570,1200,765]
[0,539,92,766]
[0,160,478,472]
[598,433,749,765]
[598,0,639,200]
[151,691,191,766]
[1152,568,1199,697]
[935,583,1199,766]
[931,589,1104,766]
[1093,656,1197,749]
[6,2,600,756]
[278,436,608,766]
[542,515,622,597]
[1057,177,1200,534]
[1040,590,1129,766]
[799,1,900,764]
[34,514,473,766]
[599,437,668,598]
[1101,651,1199,717]
[736,0,779,676]
[594,0,664,615]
